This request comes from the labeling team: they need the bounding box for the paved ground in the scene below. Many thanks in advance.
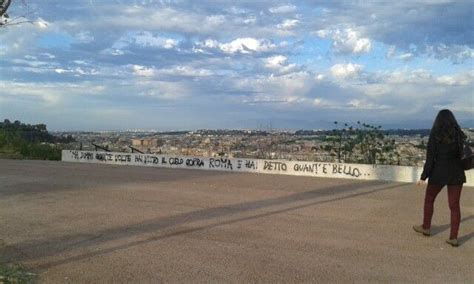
[1,159,473,283]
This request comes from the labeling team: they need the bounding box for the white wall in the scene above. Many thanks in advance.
[62,150,474,186]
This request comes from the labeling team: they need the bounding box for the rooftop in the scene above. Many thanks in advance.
[1,159,473,282]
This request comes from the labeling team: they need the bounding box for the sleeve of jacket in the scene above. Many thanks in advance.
[420,132,436,181]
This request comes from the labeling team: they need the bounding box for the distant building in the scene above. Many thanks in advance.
[132,138,158,147]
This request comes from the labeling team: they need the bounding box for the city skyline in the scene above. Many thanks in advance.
[1,0,473,131]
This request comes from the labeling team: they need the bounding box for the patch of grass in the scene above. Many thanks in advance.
[0,263,36,284]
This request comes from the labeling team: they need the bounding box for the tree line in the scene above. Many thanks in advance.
[0,119,75,160]
[321,121,400,165]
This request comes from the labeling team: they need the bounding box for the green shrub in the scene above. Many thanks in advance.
[0,263,36,284]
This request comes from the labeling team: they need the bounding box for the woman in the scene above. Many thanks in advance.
[414,109,467,247]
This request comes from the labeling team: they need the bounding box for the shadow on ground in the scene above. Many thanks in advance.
[2,179,409,271]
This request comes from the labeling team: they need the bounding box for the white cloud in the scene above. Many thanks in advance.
[131,64,214,78]
[436,72,474,86]
[269,5,297,13]
[206,15,226,26]
[225,6,248,15]
[277,19,299,30]
[141,82,190,100]
[158,65,214,77]
[386,47,414,61]
[0,20,50,56]
[433,102,474,113]
[265,55,287,68]
[115,31,179,50]
[264,55,297,74]
[101,47,125,56]
[132,65,155,77]
[425,44,474,63]
[399,53,414,61]
[202,39,219,49]
[330,63,363,79]
[220,38,275,54]
[316,28,372,54]
[75,31,94,43]
[11,58,53,68]
[35,18,49,29]
[386,46,396,58]
[197,37,277,54]
[315,74,325,81]
[55,68,70,74]
[100,7,234,36]
[347,99,390,110]
[73,60,88,65]
[40,53,56,59]
[238,71,313,105]
[0,81,106,106]
[313,98,333,107]
[384,69,433,84]
[242,16,257,25]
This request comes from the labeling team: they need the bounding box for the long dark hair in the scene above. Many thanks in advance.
[431,109,466,144]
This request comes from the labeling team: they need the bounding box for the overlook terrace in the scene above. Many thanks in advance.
[1,159,473,282]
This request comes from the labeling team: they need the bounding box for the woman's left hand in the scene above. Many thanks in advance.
[416,179,427,186]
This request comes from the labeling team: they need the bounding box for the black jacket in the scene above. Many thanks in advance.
[420,131,466,185]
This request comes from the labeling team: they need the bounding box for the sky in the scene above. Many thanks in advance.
[0,0,473,131]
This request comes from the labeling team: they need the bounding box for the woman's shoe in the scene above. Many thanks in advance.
[446,239,459,247]
[413,225,431,236]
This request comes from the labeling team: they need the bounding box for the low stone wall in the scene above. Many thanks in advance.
[62,150,474,186]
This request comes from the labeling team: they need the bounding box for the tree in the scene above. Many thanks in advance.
[0,0,43,27]
[0,0,11,17]
[1,0,12,25]
[322,121,400,165]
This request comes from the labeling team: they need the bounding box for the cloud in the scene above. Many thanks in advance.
[347,99,390,110]
[75,31,94,44]
[220,38,275,54]
[383,69,433,84]
[269,5,297,14]
[157,65,214,77]
[196,37,277,54]
[315,74,325,81]
[54,68,70,74]
[132,65,155,77]
[277,19,299,30]
[35,18,49,29]
[316,28,371,54]
[386,46,396,58]
[425,44,474,64]
[1,1,473,130]
[316,1,473,62]
[141,82,190,100]
[330,63,363,79]
[436,72,474,86]
[0,81,106,106]
[264,55,297,74]
[111,31,180,51]
[0,20,50,56]
[237,71,313,106]
[433,102,474,114]
[398,53,414,61]
[265,55,287,67]
[313,98,335,108]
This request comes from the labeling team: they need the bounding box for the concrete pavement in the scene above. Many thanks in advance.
[1,159,473,283]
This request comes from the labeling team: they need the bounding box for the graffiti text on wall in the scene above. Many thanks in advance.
[66,151,369,178]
